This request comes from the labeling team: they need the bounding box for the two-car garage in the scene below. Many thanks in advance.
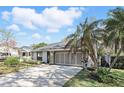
[32,41,94,67]
[54,51,83,66]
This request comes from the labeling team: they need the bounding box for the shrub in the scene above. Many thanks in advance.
[4,56,20,67]
[90,68,117,84]
[101,56,124,69]
[97,67,109,75]
[96,68,112,83]
[20,56,42,65]
[19,58,24,62]
[26,60,42,65]
[37,61,42,64]
[26,61,38,64]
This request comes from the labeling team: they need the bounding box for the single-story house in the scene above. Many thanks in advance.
[0,44,32,59]
[19,46,31,57]
[0,46,19,59]
[32,40,94,67]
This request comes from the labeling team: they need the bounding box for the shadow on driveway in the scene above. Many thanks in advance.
[0,65,82,87]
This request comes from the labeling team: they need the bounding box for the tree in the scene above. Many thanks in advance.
[32,42,47,49]
[65,18,104,69]
[0,29,15,54]
[105,7,124,72]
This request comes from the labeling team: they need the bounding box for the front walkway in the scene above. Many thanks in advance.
[0,64,82,87]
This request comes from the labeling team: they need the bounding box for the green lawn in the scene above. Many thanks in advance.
[64,69,124,87]
[0,62,39,75]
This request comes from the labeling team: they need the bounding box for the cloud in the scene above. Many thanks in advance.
[39,7,82,32]
[47,28,59,32]
[18,32,27,36]
[2,7,83,32]
[32,33,42,39]
[1,11,11,20]
[11,7,38,30]
[45,36,51,41]
[6,24,20,31]
[67,27,76,32]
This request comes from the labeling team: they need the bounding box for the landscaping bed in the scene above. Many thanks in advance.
[0,62,40,75]
[64,68,124,87]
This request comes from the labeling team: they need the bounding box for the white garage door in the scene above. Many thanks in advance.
[55,52,82,66]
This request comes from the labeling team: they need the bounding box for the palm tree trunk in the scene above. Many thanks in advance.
[108,48,122,72]
[115,42,118,54]
[121,38,124,52]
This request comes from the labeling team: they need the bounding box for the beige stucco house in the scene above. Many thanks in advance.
[32,41,94,67]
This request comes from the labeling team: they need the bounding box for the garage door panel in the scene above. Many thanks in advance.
[70,54,76,65]
[61,53,64,64]
[65,53,69,64]
[55,51,82,66]
[77,53,82,65]
[55,53,59,64]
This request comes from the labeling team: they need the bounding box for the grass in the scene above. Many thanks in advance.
[0,62,39,75]
[111,52,124,56]
[64,69,124,87]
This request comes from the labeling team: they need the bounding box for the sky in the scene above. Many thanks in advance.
[0,6,120,47]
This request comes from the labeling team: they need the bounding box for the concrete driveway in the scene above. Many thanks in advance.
[0,64,82,87]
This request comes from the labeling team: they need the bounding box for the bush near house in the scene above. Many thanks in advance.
[90,68,117,84]
[0,57,41,75]
[101,56,124,69]
[25,60,41,64]
[4,56,20,67]
[20,57,42,65]
[111,56,124,69]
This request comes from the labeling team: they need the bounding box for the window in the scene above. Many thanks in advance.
[22,52,26,56]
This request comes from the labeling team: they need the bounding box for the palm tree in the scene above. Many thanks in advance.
[105,7,124,72]
[65,18,104,69]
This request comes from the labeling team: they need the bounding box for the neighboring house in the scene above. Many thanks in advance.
[0,41,20,59]
[0,46,19,59]
[0,44,32,59]
[32,40,94,67]
[19,46,31,57]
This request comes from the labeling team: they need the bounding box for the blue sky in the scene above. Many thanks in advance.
[0,6,119,47]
